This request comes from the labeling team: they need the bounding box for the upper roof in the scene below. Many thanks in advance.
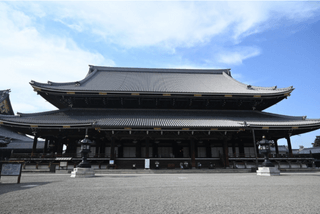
[0,108,318,130]
[0,89,14,115]
[30,65,294,96]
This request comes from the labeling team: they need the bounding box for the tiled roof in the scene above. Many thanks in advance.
[0,108,319,129]
[299,147,320,154]
[30,66,293,95]
[0,126,33,141]
[2,140,44,150]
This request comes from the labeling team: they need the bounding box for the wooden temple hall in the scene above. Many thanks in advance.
[1,66,320,169]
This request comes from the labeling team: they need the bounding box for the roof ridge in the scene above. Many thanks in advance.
[89,65,232,75]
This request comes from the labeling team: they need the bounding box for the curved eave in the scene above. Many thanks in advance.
[30,84,294,98]
[248,123,320,130]
[2,118,320,132]
[0,121,92,129]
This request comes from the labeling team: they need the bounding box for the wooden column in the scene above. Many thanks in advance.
[231,140,236,157]
[190,140,195,168]
[110,138,115,159]
[239,140,245,157]
[286,136,293,157]
[57,138,63,155]
[136,141,141,158]
[99,139,106,158]
[31,134,38,157]
[118,142,123,158]
[274,139,279,157]
[153,142,158,158]
[252,129,258,168]
[43,138,48,154]
[223,138,230,167]
[146,138,149,158]
[206,141,211,158]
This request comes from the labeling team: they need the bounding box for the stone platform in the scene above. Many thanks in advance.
[70,167,95,178]
[256,167,280,176]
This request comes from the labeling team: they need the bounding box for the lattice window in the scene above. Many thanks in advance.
[183,147,189,158]
[123,147,136,157]
[158,147,173,158]
[211,147,223,157]
[197,147,206,157]
[141,147,153,158]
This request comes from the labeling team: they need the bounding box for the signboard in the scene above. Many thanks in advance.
[1,163,22,184]
[145,159,150,169]
[1,163,22,176]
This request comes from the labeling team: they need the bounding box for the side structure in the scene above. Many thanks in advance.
[0,66,318,169]
[0,90,42,160]
[0,90,14,115]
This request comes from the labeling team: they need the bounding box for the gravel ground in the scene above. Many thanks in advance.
[1,172,320,214]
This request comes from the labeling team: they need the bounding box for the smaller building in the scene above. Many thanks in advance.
[0,89,43,159]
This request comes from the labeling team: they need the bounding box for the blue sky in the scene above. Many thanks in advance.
[1,1,320,148]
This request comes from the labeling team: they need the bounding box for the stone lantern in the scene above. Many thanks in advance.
[257,136,274,167]
[256,136,280,176]
[77,134,95,168]
[71,129,96,178]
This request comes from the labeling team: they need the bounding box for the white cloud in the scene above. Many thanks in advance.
[21,1,318,66]
[216,47,261,65]
[41,1,320,49]
[0,2,114,113]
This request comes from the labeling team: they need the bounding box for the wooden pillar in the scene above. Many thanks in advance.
[146,138,149,158]
[153,142,158,158]
[274,139,279,157]
[43,138,48,154]
[136,141,141,158]
[99,139,106,158]
[57,138,63,155]
[110,138,115,159]
[223,138,230,167]
[239,140,244,157]
[118,142,123,158]
[286,136,293,157]
[31,134,38,157]
[206,141,211,158]
[231,140,236,157]
[190,139,195,168]
[252,129,258,168]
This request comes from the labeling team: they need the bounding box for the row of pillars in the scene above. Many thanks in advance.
[31,134,293,168]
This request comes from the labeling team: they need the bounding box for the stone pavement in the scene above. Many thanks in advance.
[1,172,320,214]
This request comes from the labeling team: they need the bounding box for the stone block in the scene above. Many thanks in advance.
[70,167,95,178]
[256,167,280,176]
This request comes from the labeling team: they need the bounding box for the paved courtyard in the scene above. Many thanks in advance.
[1,172,320,214]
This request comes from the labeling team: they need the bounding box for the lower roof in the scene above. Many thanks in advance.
[0,108,319,130]
[0,126,33,141]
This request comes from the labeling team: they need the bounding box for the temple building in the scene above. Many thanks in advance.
[0,66,319,168]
